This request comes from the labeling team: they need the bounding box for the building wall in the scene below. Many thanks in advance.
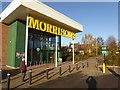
[0,23,1,67]
[1,23,8,66]
[7,20,26,68]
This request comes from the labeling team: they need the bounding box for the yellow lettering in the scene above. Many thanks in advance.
[52,25,57,35]
[46,23,52,33]
[72,33,76,39]
[39,21,46,31]
[28,16,39,30]
[57,27,61,36]
[61,28,66,36]
[74,33,76,39]
[28,16,76,39]
[28,16,33,28]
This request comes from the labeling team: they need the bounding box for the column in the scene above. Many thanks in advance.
[55,35,58,67]
[25,15,29,66]
[72,39,74,64]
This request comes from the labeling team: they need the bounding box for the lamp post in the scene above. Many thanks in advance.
[71,40,74,64]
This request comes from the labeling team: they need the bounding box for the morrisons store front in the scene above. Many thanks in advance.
[0,0,83,68]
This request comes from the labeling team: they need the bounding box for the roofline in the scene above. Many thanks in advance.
[0,0,83,32]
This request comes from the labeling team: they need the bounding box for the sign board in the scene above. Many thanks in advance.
[28,16,76,39]
[102,46,108,56]
[102,46,107,51]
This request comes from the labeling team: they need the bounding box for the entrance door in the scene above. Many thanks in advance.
[27,29,59,66]
[28,33,44,66]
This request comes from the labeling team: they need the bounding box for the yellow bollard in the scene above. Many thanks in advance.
[103,63,106,73]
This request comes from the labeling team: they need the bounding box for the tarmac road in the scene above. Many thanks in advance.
[25,57,119,89]
[2,57,119,89]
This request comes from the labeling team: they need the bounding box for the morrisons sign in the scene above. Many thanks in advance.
[28,16,76,39]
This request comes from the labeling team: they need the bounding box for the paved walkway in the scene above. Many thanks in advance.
[1,57,119,89]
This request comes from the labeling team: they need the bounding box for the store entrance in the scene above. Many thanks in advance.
[27,29,56,66]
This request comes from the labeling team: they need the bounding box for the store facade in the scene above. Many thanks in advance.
[0,0,83,68]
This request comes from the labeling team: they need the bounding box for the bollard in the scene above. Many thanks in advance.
[46,67,49,79]
[29,69,32,85]
[7,73,10,90]
[59,65,61,76]
[82,63,84,69]
[69,63,71,73]
[96,63,97,68]
[87,62,89,67]
[76,63,78,71]
[103,63,106,73]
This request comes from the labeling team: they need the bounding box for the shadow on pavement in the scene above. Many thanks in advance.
[107,68,120,78]
[25,71,118,89]
[48,72,59,79]
[86,76,97,90]
[32,67,54,79]
[70,67,75,73]
[32,75,46,85]
[2,69,20,80]
[11,80,29,90]
[61,69,68,75]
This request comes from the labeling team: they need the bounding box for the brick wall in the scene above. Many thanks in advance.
[0,23,1,67]
[1,23,8,66]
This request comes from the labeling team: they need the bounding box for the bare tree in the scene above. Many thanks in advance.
[97,37,105,54]
[106,36,117,54]
[81,34,95,54]
[106,36,118,65]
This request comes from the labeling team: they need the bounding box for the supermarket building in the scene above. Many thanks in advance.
[0,0,83,68]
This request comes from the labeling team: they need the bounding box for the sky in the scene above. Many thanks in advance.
[44,2,118,46]
[1,1,118,46]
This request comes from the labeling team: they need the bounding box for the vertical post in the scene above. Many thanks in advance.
[87,62,89,67]
[46,67,49,79]
[76,63,78,71]
[55,35,58,67]
[7,73,10,90]
[103,63,106,73]
[82,63,84,69]
[29,69,32,85]
[25,15,29,66]
[59,65,61,77]
[69,63,71,73]
[72,39,74,64]
[103,54,106,73]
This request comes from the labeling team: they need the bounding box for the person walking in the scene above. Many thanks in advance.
[20,58,27,82]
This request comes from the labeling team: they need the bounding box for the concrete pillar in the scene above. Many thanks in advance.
[25,15,29,66]
[72,40,74,64]
[55,35,57,67]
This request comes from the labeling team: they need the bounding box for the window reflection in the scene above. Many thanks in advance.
[27,29,61,66]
